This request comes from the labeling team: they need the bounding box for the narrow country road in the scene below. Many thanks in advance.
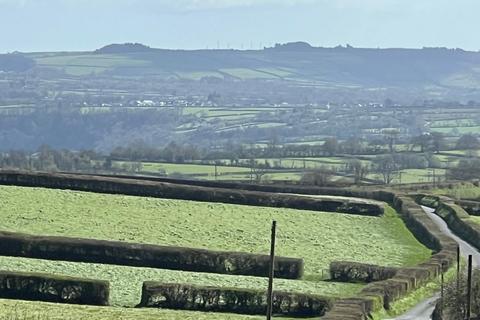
[423,206,480,268]
[389,206,480,320]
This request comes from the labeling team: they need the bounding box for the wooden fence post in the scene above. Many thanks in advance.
[440,263,444,316]
[466,255,472,320]
[266,220,277,320]
[457,245,461,290]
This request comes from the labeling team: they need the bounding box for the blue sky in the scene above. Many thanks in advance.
[0,0,478,53]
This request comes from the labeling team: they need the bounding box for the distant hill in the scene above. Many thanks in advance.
[270,41,313,51]
[0,54,35,72]
[94,43,153,54]
[27,42,480,89]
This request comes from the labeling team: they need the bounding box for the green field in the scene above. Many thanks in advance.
[220,68,279,79]
[430,126,480,135]
[115,157,454,184]
[468,215,480,226]
[0,185,431,318]
[115,161,251,177]
[397,168,447,184]
[29,52,297,80]
[367,168,447,185]
[432,183,480,199]
[114,160,306,182]
[0,299,271,320]
[33,53,151,76]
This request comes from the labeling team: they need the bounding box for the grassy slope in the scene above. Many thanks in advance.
[34,53,150,76]
[116,156,457,184]
[431,184,480,224]
[469,216,480,226]
[430,126,480,135]
[0,299,273,320]
[432,183,480,199]
[28,48,480,87]
[0,186,431,316]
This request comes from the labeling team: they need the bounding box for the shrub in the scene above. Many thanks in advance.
[330,261,398,283]
[137,282,333,317]
[0,270,109,306]
[0,171,384,216]
[443,269,480,319]
[0,230,304,279]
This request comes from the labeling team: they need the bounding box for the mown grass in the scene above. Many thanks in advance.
[0,299,275,320]
[34,53,150,76]
[219,68,279,79]
[431,126,480,135]
[469,215,480,225]
[0,255,358,308]
[116,158,454,185]
[432,183,480,200]
[430,119,476,128]
[0,186,431,315]
[397,168,447,184]
[114,161,251,177]
[367,168,447,185]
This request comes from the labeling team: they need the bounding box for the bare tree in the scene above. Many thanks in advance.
[323,137,338,156]
[382,129,400,153]
[347,159,369,185]
[410,134,431,152]
[248,159,268,183]
[456,134,480,150]
[373,154,398,184]
[301,166,334,186]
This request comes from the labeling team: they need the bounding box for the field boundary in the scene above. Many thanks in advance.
[0,270,109,306]
[0,171,453,319]
[0,170,384,216]
[454,199,480,216]
[322,193,458,320]
[138,282,332,317]
[417,194,480,251]
[329,261,399,283]
[0,230,303,279]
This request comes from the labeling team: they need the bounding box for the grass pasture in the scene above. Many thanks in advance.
[429,118,476,128]
[115,156,456,184]
[34,53,150,76]
[0,185,431,318]
[0,299,272,320]
[430,125,480,135]
[119,161,252,178]
[469,215,480,226]
[432,183,480,200]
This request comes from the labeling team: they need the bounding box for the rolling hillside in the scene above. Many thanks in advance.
[10,42,480,89]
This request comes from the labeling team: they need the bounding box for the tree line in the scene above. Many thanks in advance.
[1,132,480,185]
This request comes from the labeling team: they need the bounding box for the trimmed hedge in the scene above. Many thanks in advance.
[418,195,480,252]
[0,270,109,305]
[432,301,443,320]
[0,171,456,318]
[330,261,398,283]
[0,230,303,279]
[322,193,458,320]
[137,282,333,317]
[0,171,384,216]
[455,199,480,216]
[89,172,397,206]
